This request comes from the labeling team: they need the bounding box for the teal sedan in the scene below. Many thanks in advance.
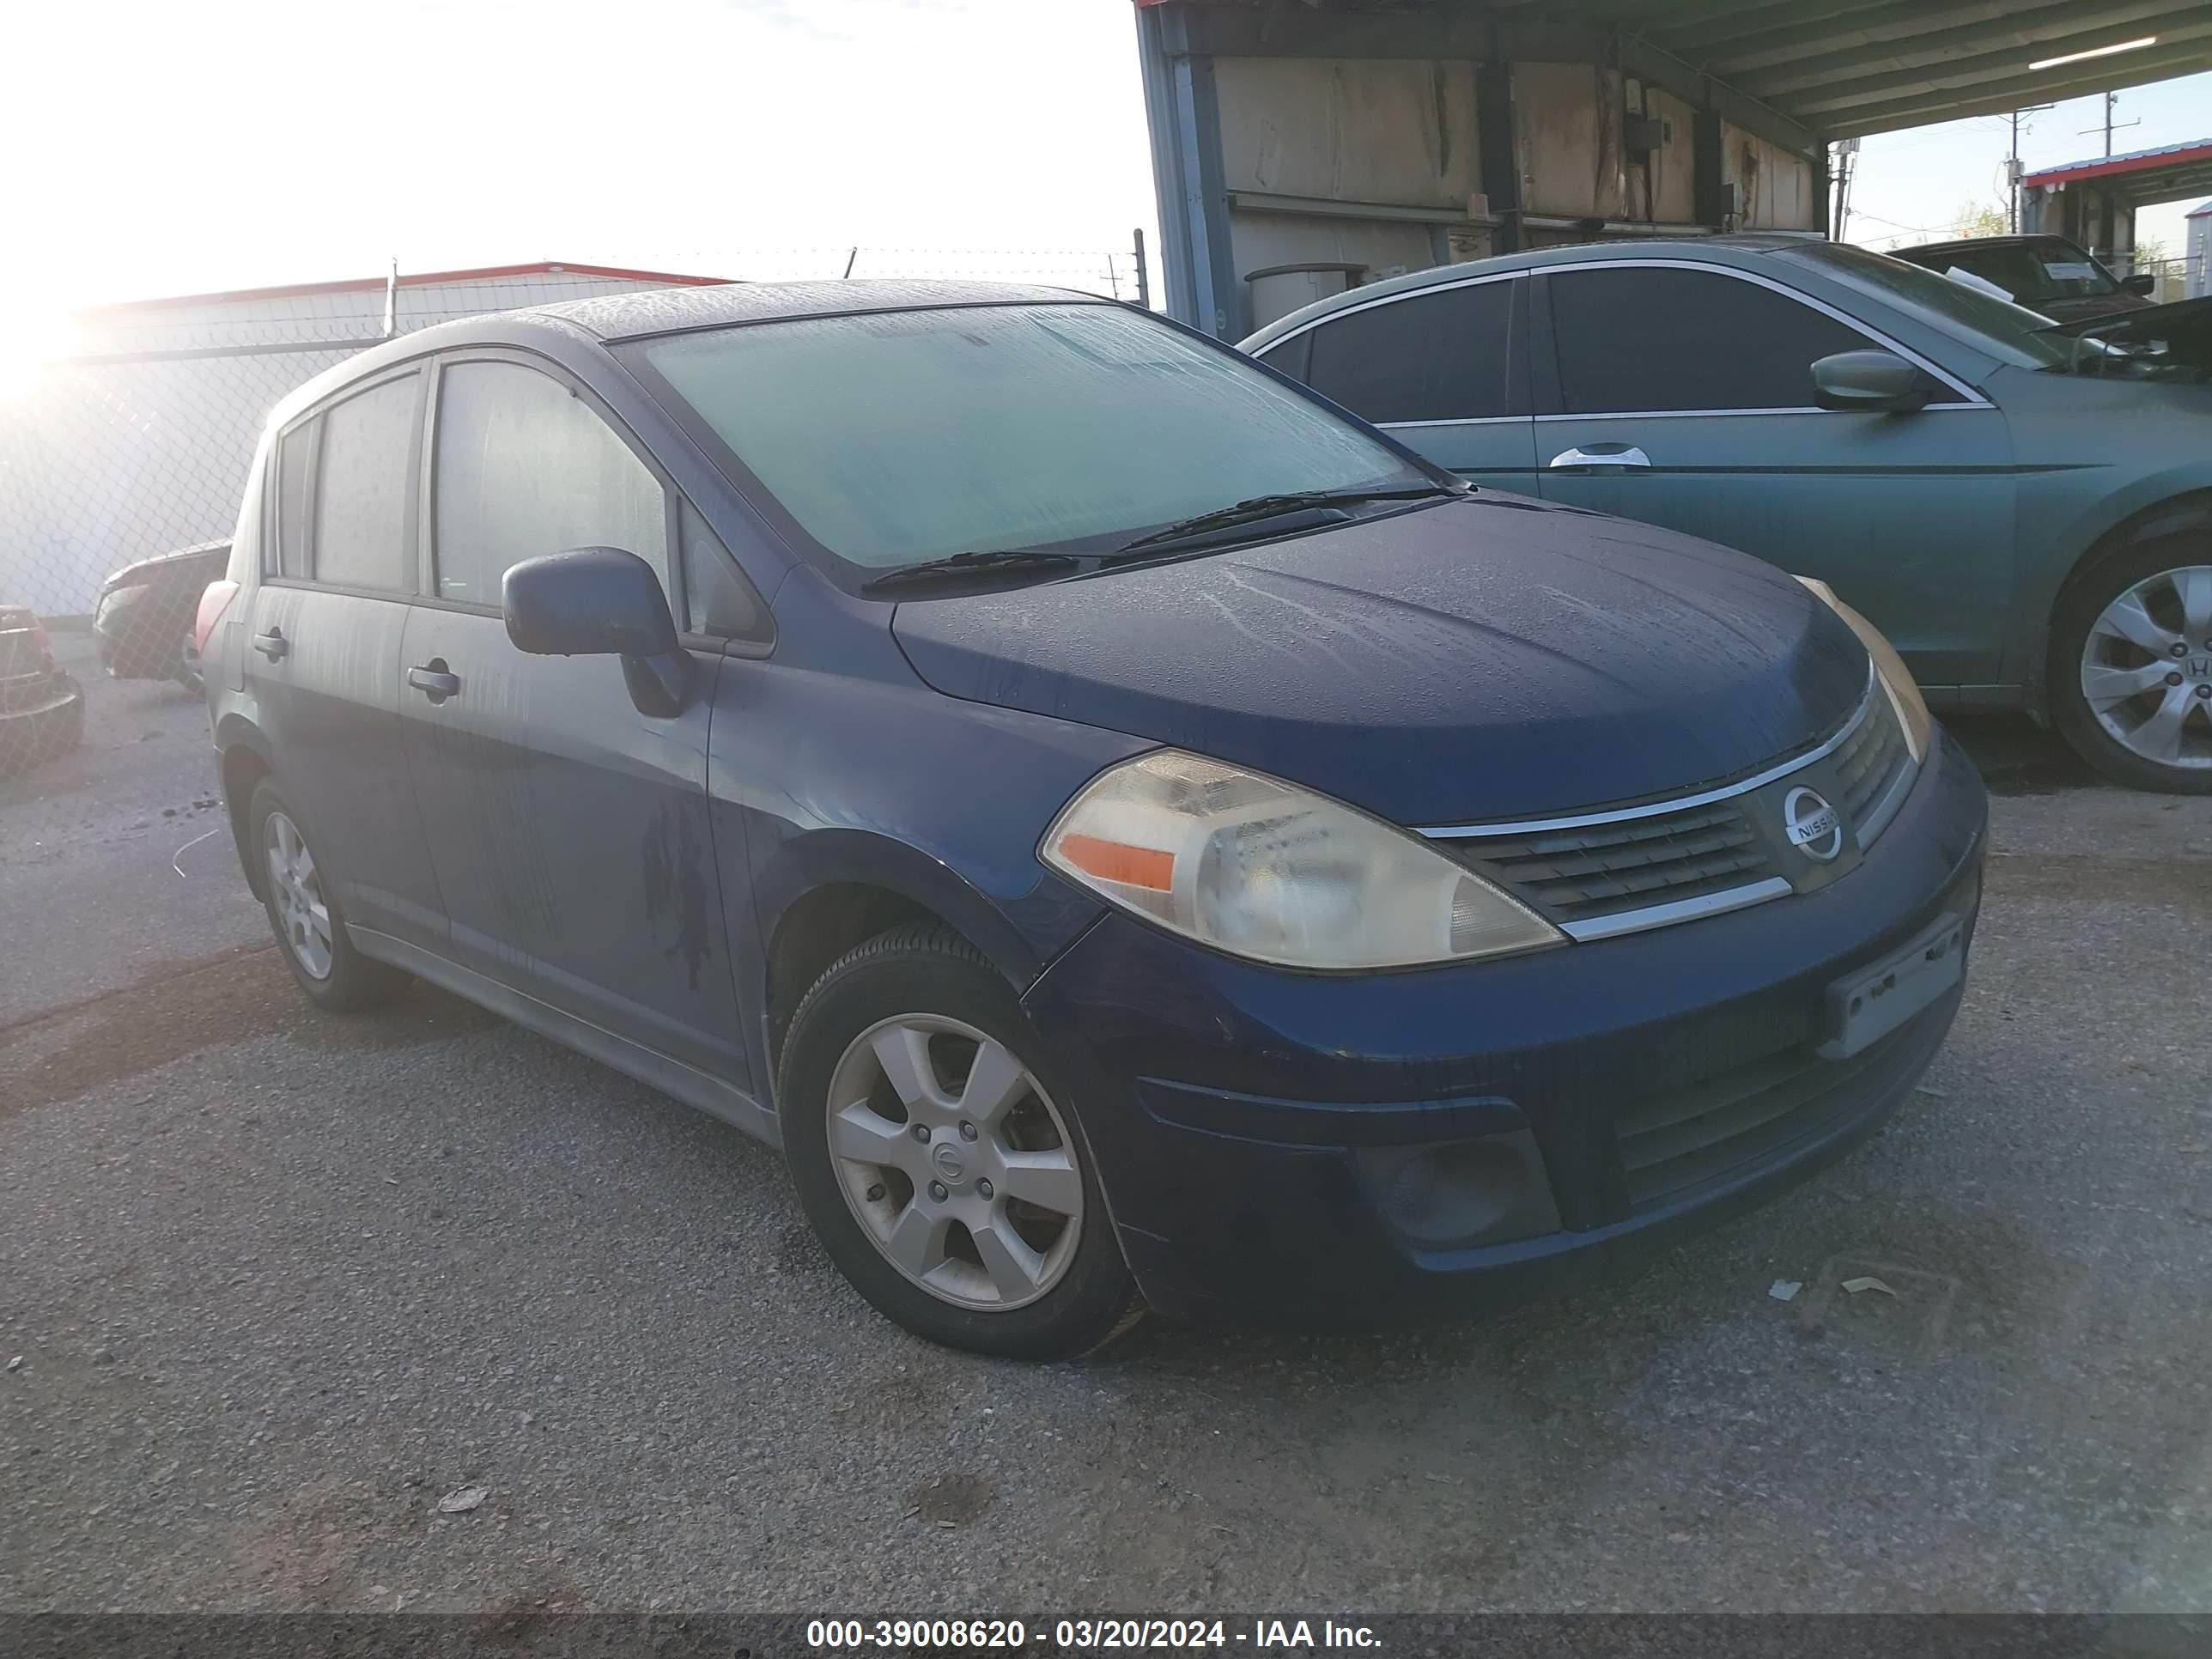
[1242,237,2212,793]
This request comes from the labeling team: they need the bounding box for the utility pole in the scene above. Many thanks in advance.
[2085,91,2141,158]
[2008,104,2055,234]
[1831,137,1860,241]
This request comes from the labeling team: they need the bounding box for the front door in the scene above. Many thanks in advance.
[1530,262,2019,690]
[1249,273,1537,494]
[243,368,447,948]
[396,353,746,1086]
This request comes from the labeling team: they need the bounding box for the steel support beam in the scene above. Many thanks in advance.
[1134,4,1240,336]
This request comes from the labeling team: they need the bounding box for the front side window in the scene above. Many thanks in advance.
[680,501,769,641]
[1286,279,1520,423]
[1771,242,2072,371]
[432,361,668,605]
[312,374,419,592]
[625,303,1429,574]
[1547,266,1875,415]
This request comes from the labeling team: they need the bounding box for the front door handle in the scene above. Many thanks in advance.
[407,662,460,703]
[252,627,289,661]
[1548,444,1651,471]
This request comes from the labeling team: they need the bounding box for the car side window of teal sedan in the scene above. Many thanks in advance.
[1246,237,2212,795]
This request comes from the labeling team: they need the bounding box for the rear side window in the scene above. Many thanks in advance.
[274,424,316,578]
[433,361,669,605]
[1547,266,1872,414]
[312,374,420,592]
[1291,280,1521,423]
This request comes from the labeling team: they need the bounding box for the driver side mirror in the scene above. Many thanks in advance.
[502,546,691,718]
[2123,272,2157,297]
[1811,349,1930,415]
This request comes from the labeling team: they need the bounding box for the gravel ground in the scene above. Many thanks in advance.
[3,649,2210,1614]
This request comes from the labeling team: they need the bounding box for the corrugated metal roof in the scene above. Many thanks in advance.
[2023,138,2212,209]
[77,262,730,317]
[2189,198,2212,216]
[1559,0,2212,139]
[2025,139,2212,186]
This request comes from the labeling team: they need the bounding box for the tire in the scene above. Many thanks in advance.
[2051,548,2212,794]
[776,925,1142,1360]
[246,779,410,1011]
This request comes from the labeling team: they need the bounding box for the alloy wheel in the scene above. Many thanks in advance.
[824,1015,1084,1311]
[2079,564,2212,772]
[263,810,333,980]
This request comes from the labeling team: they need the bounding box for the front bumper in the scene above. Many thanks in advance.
[1021,728,1988,1331]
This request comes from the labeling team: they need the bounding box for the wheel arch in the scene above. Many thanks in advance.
[2027,486,2212,711]
[215,720,276,901]
[750,829,1071,1079]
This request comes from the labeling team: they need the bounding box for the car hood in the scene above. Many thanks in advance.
[890,495,1869,825]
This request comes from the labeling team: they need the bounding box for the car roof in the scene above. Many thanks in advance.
[535,277,1103,341]
[264,278,1114,433]
[1238,234,1829,348]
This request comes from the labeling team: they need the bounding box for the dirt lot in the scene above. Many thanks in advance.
[4,630,2211,1614]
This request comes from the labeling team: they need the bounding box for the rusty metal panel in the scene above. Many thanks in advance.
[1723,120,1818,230]
[1515,62,1628,222]
[1213,57,1482,209]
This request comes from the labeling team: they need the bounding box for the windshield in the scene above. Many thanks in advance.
[1909,239,2120,306]
[1771,241,2077,370]
[626,302,1431,575]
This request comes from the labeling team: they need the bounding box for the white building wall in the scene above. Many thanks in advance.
[2189,211,2211,299]
[3,270,702,617]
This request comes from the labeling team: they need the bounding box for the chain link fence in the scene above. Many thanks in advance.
[0,243,1145,778]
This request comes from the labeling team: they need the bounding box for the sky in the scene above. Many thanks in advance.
[3,1,2207,357]
[1841,70,2212,264]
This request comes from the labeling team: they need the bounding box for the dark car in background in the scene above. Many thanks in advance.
[1,605,85,771]
[94,538,229,688]
[1889,233,2157,325]
[201,281,1985,1358]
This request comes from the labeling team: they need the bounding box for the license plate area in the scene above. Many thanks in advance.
[1819,914,1966,1060]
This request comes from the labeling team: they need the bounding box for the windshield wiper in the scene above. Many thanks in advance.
[1107,486,1457,557]
[860,548,1082,593]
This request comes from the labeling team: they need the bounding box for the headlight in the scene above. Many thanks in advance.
[1041,750,1563,970]
[1796,577,1933,764]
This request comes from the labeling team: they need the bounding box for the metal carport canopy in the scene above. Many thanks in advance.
[1300,1,2212,142]
[2022,137,2212,205]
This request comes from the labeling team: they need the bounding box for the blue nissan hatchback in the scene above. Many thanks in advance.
[201,282,1986,1358]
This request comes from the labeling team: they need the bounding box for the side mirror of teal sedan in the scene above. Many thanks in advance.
[1242,238,2212,793]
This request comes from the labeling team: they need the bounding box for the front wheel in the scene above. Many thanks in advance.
[776,926,1141,1360]
[2052,553,2212,793]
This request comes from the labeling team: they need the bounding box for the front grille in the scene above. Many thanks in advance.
[1443,799,1778,928]
[1832,693,1911,845]
[1613,994,1953,1211]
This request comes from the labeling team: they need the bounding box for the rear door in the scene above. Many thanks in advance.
[1528,261,2018,689]
[1249,274,1536,492]
[396,350,747,1085]
[242,368,447,947]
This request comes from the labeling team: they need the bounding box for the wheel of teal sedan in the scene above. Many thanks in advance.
[776,925,1142,1360]
[2054,554,2212,794]
[247,779,411,1010]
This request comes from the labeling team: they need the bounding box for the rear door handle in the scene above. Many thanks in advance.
[252,628,288,661]
[407,662,459,702]
[1548,444,1651,471]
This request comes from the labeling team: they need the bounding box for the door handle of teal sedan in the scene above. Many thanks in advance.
[1548,444,1651,471]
